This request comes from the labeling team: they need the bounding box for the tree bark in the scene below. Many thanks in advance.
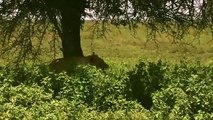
[59,0,86,58]
[47,0,86,58]
[61,9,83,58]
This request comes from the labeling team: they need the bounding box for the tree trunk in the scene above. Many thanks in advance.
[61,9,83,58]
[48,0,86,58]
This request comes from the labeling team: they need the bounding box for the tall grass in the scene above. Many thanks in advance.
[1,21,213,65]
[81,21,213,65]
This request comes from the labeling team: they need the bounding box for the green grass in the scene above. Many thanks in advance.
[0,21,213,119]
[0,58,212,119]
[81,22,213,65]
[1,21,213,65]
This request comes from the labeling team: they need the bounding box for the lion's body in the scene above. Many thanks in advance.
[49,54,108,72]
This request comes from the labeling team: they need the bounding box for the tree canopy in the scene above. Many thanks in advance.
[0,0,213,63]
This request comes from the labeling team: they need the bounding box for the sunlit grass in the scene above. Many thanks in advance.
[1,21,213,66]
[81,21,213,65]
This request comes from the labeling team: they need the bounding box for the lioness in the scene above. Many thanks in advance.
[49,53,109,73]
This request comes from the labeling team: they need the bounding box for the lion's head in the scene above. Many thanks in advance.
[86,53,109,70]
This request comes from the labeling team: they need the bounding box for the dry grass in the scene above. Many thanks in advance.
[81,21,213,65]
[1,21,213,66]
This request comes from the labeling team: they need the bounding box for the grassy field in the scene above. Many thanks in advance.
[81,22,213,65]
[1,21,213,66]
[0,22,213,119]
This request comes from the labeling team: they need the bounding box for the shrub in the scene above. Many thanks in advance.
[152,63,213,119]
[127,60,168,109]
[47,65,139,111]
[0,59,212,119]
[0,64,140,111]
[0,83,95,119]
[0,64,151,119]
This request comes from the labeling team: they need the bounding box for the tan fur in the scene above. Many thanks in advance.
[49,54,108,72]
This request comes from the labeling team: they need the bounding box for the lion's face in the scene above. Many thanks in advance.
[86,54,109,70]
[49,54,108,72]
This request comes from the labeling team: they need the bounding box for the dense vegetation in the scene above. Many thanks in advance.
[1,1,213,119]
[0,59,212,119]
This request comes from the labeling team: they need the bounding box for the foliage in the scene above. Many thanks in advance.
[0,63,151,119]
[127,59,213,119]
[0,59,213,119]
[1,0,213,61]
[152,61,213,119]
[0,64,142,111]
[0,81,66,119]
[1,83,145,120]
[128,60,168,109]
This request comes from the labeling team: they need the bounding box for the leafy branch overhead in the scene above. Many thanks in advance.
[0,0,213,61]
